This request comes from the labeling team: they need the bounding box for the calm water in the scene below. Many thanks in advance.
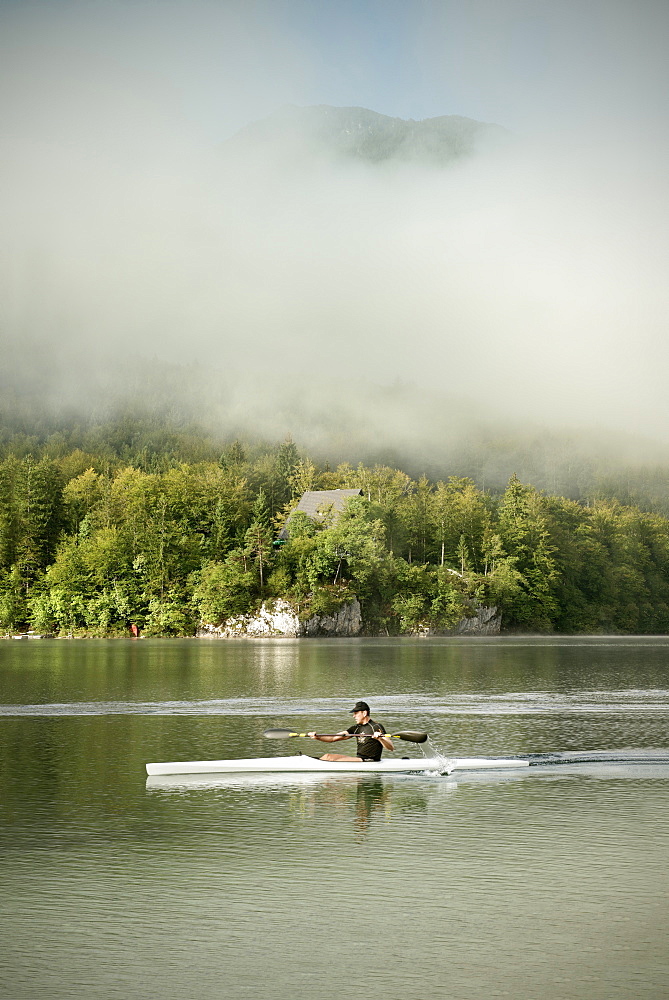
[1,636,668,1000]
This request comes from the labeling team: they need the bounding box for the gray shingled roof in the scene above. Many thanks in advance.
[279,489,363,539]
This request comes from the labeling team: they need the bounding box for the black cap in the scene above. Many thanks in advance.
[350,701,370,714]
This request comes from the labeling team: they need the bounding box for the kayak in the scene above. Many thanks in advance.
[145,754,529,776]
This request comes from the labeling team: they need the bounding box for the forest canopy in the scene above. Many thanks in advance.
[2,425,669,637]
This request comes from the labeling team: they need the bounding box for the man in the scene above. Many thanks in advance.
[307,701,394,762]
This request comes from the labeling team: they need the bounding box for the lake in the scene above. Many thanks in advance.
[1,636,668,999]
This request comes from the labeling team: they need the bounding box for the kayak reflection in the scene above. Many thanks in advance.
[145,771,439,836]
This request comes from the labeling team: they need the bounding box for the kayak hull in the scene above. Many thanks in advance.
[145,754,529,776]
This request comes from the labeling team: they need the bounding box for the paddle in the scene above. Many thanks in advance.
[263,728,428,744]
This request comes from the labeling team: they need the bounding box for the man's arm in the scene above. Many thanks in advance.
[307,731,351,743]
[374,731,394,752]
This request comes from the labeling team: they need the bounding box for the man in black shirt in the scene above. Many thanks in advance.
[307,701,394,762]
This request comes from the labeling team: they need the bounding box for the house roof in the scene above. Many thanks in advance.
[278,489,363,539]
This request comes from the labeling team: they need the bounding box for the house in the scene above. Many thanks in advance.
[278,489,363,540]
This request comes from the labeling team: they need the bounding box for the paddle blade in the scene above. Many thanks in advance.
[393,731,428,743]
[263,728,302,739]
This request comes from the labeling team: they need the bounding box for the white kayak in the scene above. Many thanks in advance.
[145,754,529,776]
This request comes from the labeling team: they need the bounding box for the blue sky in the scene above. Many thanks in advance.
[3,0,668,143]
[194,0,669,141]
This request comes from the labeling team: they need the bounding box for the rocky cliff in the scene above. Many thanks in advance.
[415,605,501,637]
[197,599,500,638]
[197,598,363,638]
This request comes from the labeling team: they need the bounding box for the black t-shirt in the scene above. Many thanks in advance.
[346,719,387,761]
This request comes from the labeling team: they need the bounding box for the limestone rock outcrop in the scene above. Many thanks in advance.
[198,599,500,638]
[413,605,501,636]
[197,598,363,638]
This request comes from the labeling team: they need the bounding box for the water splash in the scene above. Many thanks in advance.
[421,737,455,775]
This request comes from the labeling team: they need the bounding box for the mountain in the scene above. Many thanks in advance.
[226,104,506,166]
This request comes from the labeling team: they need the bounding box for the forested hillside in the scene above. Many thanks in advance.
[228,104,505,166]
[2,428,669,637]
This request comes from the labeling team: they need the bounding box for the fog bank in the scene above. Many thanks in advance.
[1,1,669,450]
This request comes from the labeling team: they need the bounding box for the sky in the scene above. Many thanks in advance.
[1,0,669,449]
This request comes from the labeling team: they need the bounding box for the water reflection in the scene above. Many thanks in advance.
[145,772,438,838]
[353,777,389,834]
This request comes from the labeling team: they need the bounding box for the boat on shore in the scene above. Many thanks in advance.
[145,754,529,776]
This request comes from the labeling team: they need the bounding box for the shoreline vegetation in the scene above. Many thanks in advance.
[3,426,669,639]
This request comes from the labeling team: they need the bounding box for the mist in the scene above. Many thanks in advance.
[2,0,669,463]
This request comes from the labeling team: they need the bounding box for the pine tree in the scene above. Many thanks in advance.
[498,475,559,629]
[245,489,274,592]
